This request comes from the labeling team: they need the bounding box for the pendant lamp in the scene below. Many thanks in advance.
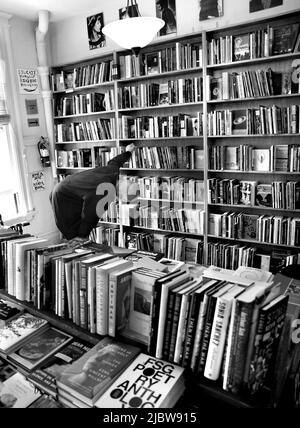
[102,0,165,56]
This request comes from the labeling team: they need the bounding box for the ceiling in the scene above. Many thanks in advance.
[0,0,103,22]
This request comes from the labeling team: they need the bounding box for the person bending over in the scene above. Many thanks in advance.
[50,144,135,242]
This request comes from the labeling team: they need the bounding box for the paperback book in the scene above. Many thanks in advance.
[0,312,48,354]
[0,372,41,408]
[95,353,185,408]
[8,326,73,372]
[56,337,140,407]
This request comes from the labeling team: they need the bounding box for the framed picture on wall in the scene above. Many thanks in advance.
[86,12,106,50]
[156,0,177,36]
[199,0,224,21]
[250,0,283,13]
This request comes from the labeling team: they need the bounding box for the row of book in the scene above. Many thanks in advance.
[208,144,300,172]
[50,60,114,92]
[208,23,300,65]
[90,226,123,248]
[207,241,300,273]
[54,118,116,142]
[207,67,300,101]
[207,178,300,210]
[208,211,300,246]
[122,175,205,203]
[127,146,204,170]
[119,77,203,109]
[119,41,203,79]
[53,90,115,117]
[120,112,204,139]
[123,204,205,235]
[55,147,120,169]
[208,105,300,136]
[0,300,184,408]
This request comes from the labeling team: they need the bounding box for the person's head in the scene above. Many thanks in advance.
[157,0,168,11]
[0,393,17,408]
[88,14,103,38]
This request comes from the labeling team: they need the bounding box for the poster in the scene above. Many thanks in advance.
[31,171,45,192]
[17,69,39,94]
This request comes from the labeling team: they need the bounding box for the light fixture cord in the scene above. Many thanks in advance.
[125,0,141,18]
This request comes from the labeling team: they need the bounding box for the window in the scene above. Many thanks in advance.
[0,24,32,224]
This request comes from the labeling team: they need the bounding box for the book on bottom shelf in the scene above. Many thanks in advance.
[95,353,185,408]
[0,372,41,408]
[56,336,140,407]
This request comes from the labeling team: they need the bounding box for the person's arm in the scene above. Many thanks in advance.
[107,144,135,169]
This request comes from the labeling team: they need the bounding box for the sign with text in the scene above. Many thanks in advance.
[17,69,40,94]
[31,171,45,192]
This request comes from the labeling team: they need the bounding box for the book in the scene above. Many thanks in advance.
[27,338,92,397]
[108,265,135,337]
[0,298,22,322]
[8,326,73,372]
[28,394,63,408]
[0,312,48,354]
[127,268,166,345]
[95,353,185,408]
[251,149,270,171]
[256,184,272,207]
[233,33,250,61]
[0,372,41,408]
[232,109,248,135]
[272,23,300,55]
[239,180,256,206]
[145,52,160,75]
[0,357,17,382]
[56,337,140,407]
[247,294,289,394]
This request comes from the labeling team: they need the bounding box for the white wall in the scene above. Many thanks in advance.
[50,0,300,65]
[9,16,59,242]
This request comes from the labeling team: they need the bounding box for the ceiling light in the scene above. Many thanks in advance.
[102,0,165,56]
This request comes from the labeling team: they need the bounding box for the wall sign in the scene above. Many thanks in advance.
[27,118,39,128]
[25,99,38,115]
[17,69,40,94]
[31,171,45,192]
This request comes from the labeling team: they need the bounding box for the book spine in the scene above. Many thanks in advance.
[222,299,240,390]
[108,273,117,337]
[168,293,183,362]
[162,289,176,360]
[181,293,201,368]
[204,296,232,380]
[197,295,218,375]
[174,294,191,364]
[96,269,108,336]
[228,301,253,394]
[79,264,88,329]
[147,282,162,356]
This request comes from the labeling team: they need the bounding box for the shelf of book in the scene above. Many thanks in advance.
[207,234,300,250]
[53,111,116,120]
[116,66,203,83]
[55,140,117,146]
[118,102,203,113]
[207,93,300,104]
[208,203,300,213]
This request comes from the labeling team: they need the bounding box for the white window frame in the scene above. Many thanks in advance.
[0,13,34,226]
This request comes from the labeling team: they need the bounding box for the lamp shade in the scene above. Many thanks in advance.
[102,17,165,50]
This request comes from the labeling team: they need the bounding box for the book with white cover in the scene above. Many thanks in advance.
[95,353,185,408]
[0,372,41,408]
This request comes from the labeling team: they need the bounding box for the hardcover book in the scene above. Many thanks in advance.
[0,312,48,354]
[232,109,248,135]
[256,184,272,207]
[8,326,73,372]
[0,372,41,408]
[272,23,300,55]
[95,353,185,408]
[56,337,140,406]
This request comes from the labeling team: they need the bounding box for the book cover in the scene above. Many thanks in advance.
[256,184,272,207]
[8,326,73,372]
[232,109,248,135]
[0,372,41,408]
[95,353,185,408]
[251,149,270,171]
[0,312,48,354]
[247,294,289,394]
[0,298,22,322]
[272,23,300,55]
[145,52,160,75]
[27,338,92,397]
[56,337,140,406]
[233,34,250,61]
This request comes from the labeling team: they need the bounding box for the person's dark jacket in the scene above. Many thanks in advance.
[50,151,131,240]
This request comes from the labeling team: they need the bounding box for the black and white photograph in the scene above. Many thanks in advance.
[0,0,300,413]
[199,0,224,21]
[250,0,283,13]
[156,0,177,36]
[86,12,106,50]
